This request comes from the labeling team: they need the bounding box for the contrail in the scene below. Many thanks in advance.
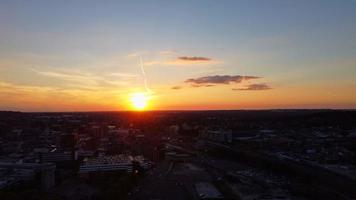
[140,56,150,93]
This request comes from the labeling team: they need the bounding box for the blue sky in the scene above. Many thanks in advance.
[0,0,356,111]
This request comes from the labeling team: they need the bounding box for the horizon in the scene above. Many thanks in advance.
[1,108,355,114]
[1,1,356,111]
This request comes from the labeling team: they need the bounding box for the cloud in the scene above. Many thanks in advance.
[165,56,216,65]
[127,51,148,58]
[31,68,137,90]
[185,75,260,87]
[144,61,161,66]
[171,86,182,90]
[0,80,129,112]
[177,56,211,61]
[134,52,216,66]
[159,50,176,55]
[232,83,271,91]
[107,72,138,78]
[31,68,99,86]
[190,84,215,88]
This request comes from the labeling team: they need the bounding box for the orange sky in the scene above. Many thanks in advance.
[0,1,356,111]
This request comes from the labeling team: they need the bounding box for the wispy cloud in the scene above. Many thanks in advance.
[177,56,211,61]
[171,86,182,90]
[185,75,260,87]
[166,56,216,65]
[31,68,99,85]
[31,68,137,90]
[127,51,216,66]
[143,61,162,66]
[0,80,129,111]
[0,81,57,93]
[232,83,271,91]
[159,50,176,55]
[127,51,148,58]
[107,72,138,78]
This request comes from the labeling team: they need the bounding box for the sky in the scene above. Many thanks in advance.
[0,0,356,111]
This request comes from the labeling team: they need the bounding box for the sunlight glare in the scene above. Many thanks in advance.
[130,92,149,110]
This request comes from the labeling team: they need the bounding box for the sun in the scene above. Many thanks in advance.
[130,92,149,110]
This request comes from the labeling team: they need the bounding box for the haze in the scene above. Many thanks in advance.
[0,1,356,111]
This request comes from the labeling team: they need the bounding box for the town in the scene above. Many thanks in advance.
[0,110,355,199]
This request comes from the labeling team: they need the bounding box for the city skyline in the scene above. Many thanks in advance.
[1,1,356,111]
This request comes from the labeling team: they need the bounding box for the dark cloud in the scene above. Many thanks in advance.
[191,84,215,88]
[177,56,211,61]
[232,83,271,91]
[185,75,260,87]
[171,86,182,90]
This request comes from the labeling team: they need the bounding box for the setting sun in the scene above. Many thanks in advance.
[130,92,149,110]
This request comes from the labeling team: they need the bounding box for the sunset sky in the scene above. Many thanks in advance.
[1,1,356,111]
